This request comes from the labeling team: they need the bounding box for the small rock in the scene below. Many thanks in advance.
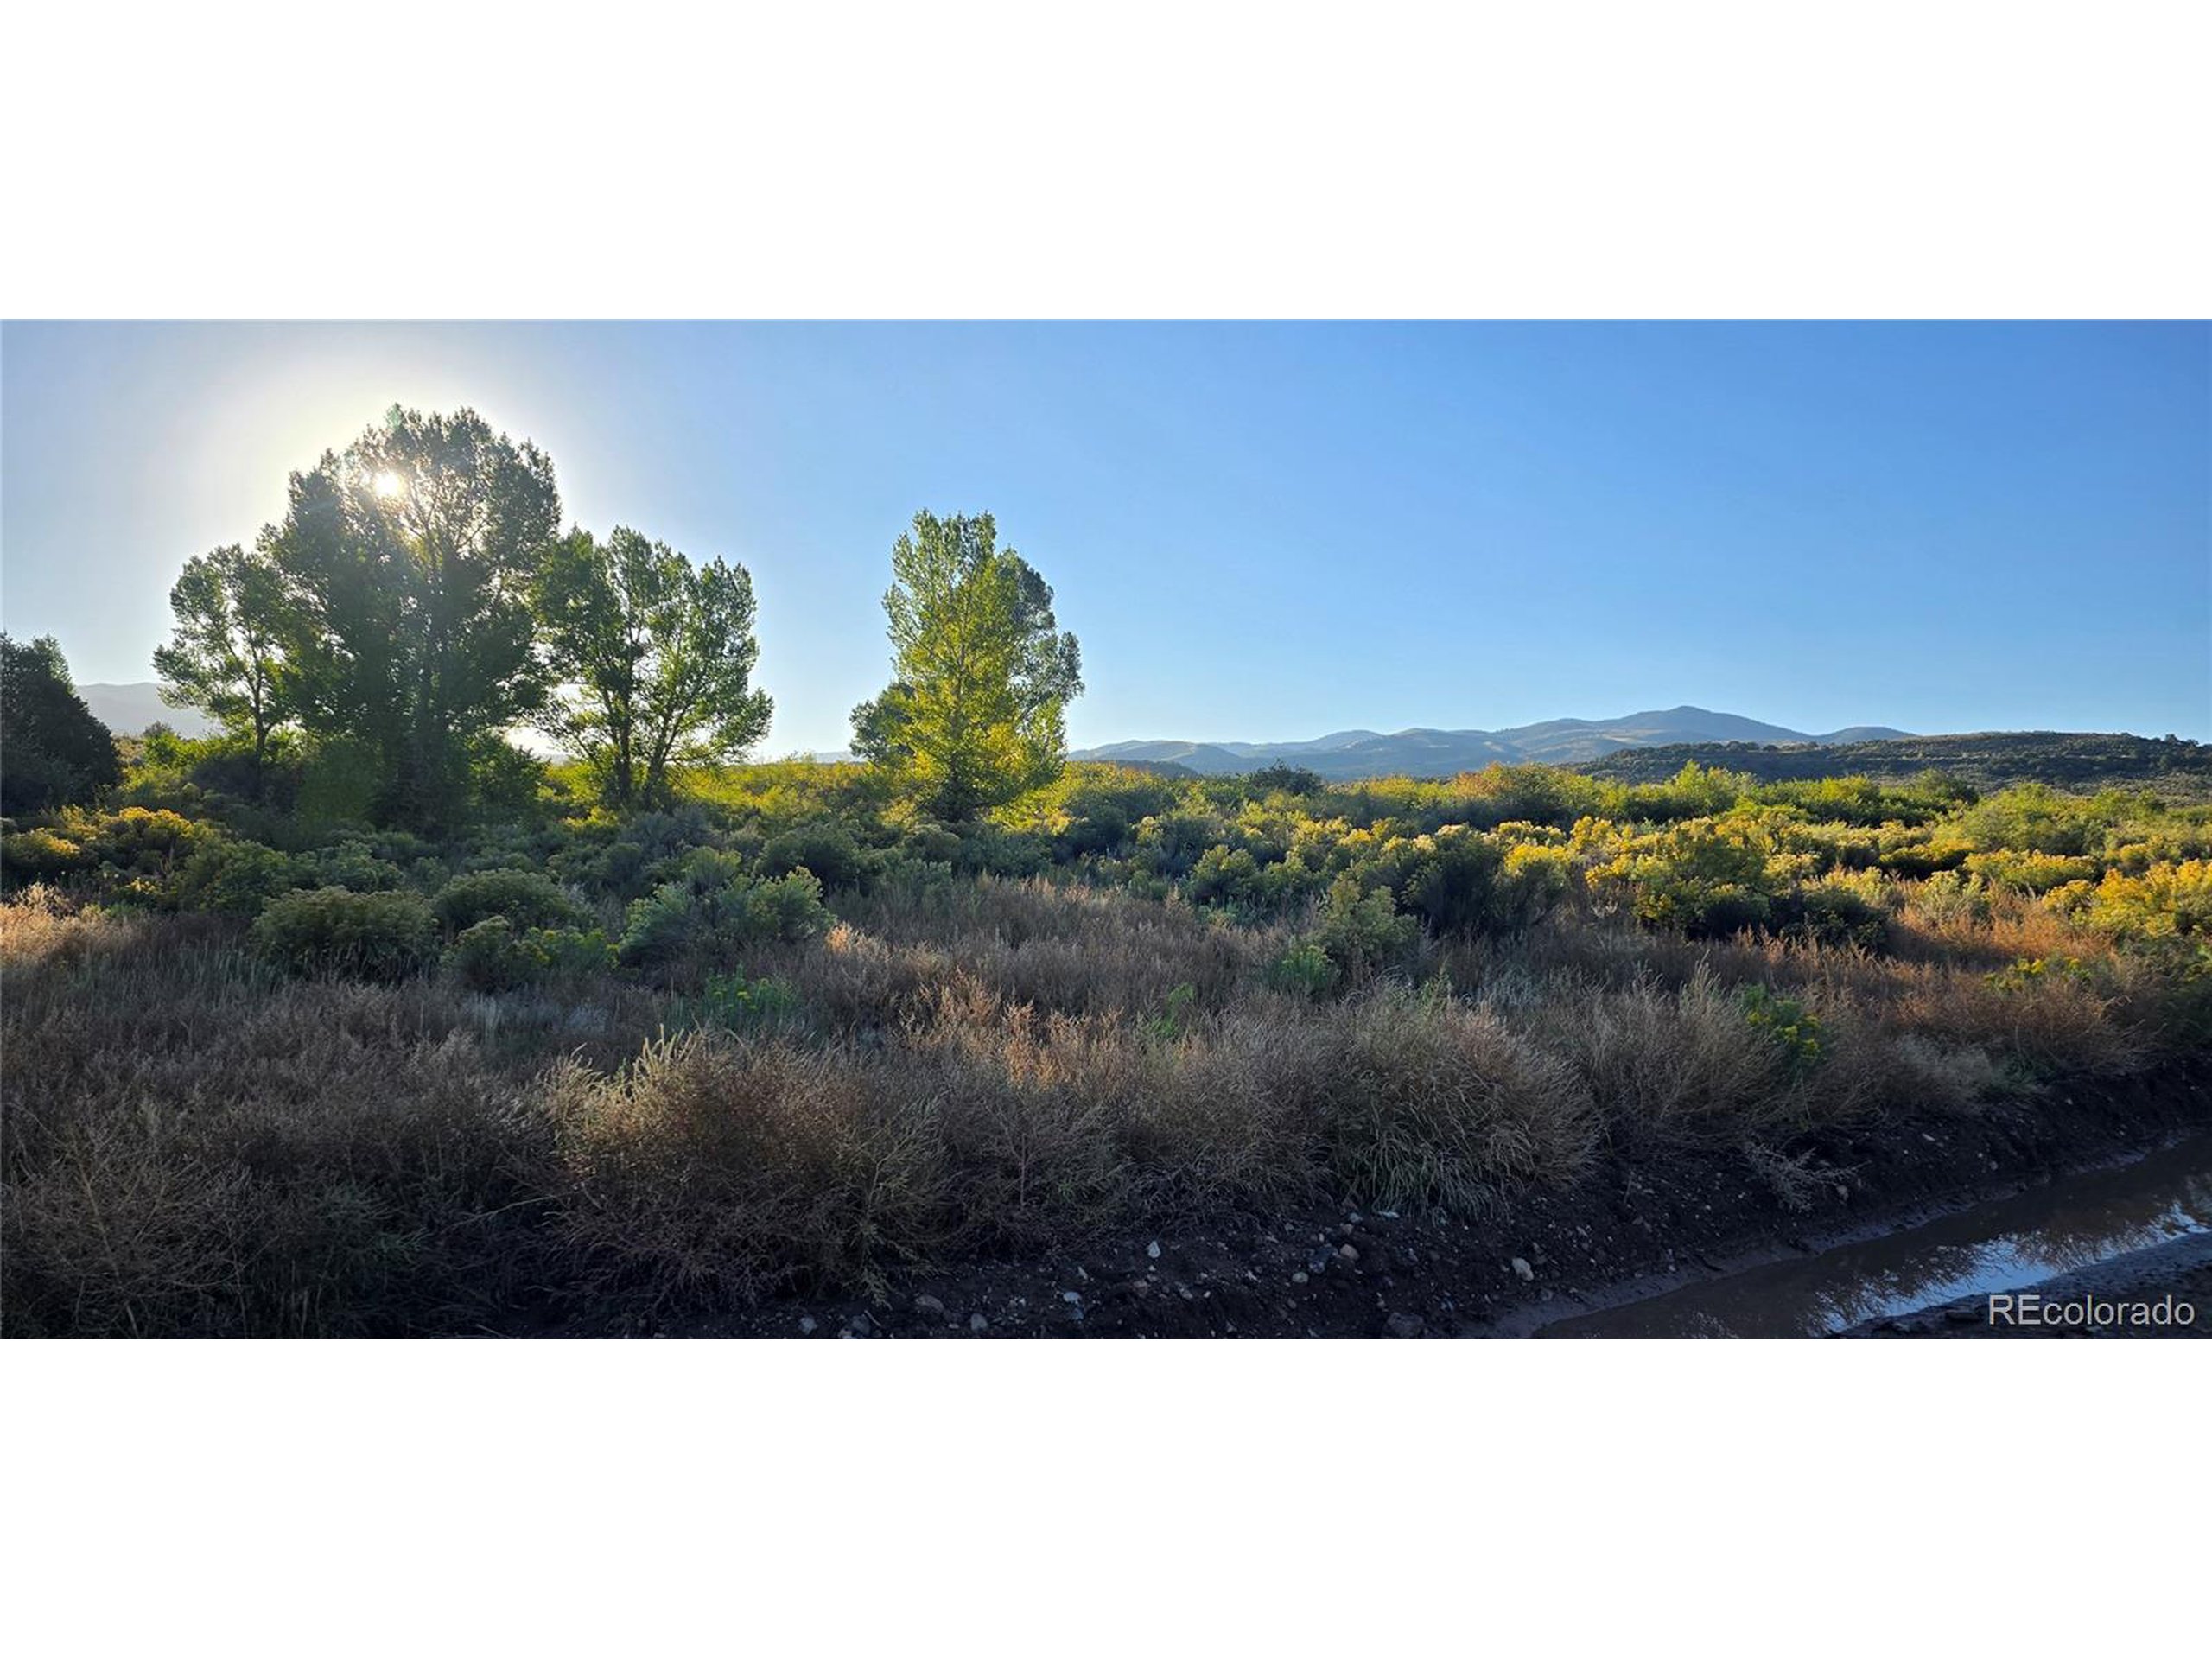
[968,1313,988,1332]
[1385,1312,1425,1339]
[1061,1289,1083,1305]
[1338,1243,1360,1263]
[1290,1271,1309,1285]
[798,1315,818,1335]
[1510,1256,1535,1282]
[912,1294,945,1318]
[1146,1240,1161,1259]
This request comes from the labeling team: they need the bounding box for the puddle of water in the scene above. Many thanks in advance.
[1541,1135,2212,1338]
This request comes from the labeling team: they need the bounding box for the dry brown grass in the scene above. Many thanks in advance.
[1305,991,1598,1213]
[1891,967,2145,1079]
[3,898,550,1336]
[1531,967,1793,1142]
[5,860,2198,1335]
[542,1033,950,1307]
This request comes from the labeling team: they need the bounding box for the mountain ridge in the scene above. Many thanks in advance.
[1069,705,1913,778]
[79,683,215,739]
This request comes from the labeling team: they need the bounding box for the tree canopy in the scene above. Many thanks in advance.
[0,633,121,815]
[266,406,560,830]
[153,542,295,794]
[850,511,1082,822]
[534,526,772,807]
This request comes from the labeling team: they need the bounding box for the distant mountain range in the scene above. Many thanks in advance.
[81,684,1916,781]
[1070,707,1913,779]
[78,684,2204,800]
[80,683,215,738]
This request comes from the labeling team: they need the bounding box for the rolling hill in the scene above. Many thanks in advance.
[1071,706,1913,779]
[1580,731,2212,800]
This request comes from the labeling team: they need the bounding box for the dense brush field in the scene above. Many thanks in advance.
[5,748,2209,1336]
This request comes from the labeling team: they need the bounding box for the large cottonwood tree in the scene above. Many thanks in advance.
[533,526,772,807]
[266,406,560,830]
[850,511,1082,823]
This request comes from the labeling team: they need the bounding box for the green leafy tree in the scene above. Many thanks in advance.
[0,633,121,816]
[850,511,1082,823]
[533,527,772,808]
[152,543,296,795]
[264,406,560,832]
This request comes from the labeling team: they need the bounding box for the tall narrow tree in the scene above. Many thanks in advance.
[265,406,560,830]
[152,542,296,794]
[850,511,1082,823]
[534,526,773,806]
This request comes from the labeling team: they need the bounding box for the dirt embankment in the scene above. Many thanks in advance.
[587,1067,2211,1340]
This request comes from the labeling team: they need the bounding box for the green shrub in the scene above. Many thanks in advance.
[668,973,807,1035]
[1186,843,1265,908]
[1264,940,1339,998]
[1133,810,1229,879]
[1738,984,1823,1077]
[294,838,410,893]
[759,822,879,893]
[1910,868,1990,927]
[1,826,92,886]
[432,868,586,936]
[1452,763,1618,830]
[1380,827,1506,936]
[527,925,617,985]
[446,917,615,992]
[2077,861,2212,941]
[1314,875,1420,982]
[446,916,531,991]
[1140,982,1198,1045]
[1964,849,2099,893]
[1372,825,1568,937]
[1985,955,2099,994]
[618,853,828,972]
[948,822,1051,878]
[1056,772,1184,856]
[1781,868,1890,947]
[550,805,728,902]
[1247,763,1325,796]
[84,807,204,874]
[1590,817,1778,936]
[897,821,964,866]
[1496,842,1573,930]
[165,836,302,916]
[251,886,440,981]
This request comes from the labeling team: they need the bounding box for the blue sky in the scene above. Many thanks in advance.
[3,321,2206,750]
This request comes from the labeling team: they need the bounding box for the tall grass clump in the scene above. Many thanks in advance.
[540,1031,948,1306]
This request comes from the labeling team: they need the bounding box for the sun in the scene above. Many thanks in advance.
[372,469,406,499]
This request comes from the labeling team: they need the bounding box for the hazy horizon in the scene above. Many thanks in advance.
[5,321,2207,749]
